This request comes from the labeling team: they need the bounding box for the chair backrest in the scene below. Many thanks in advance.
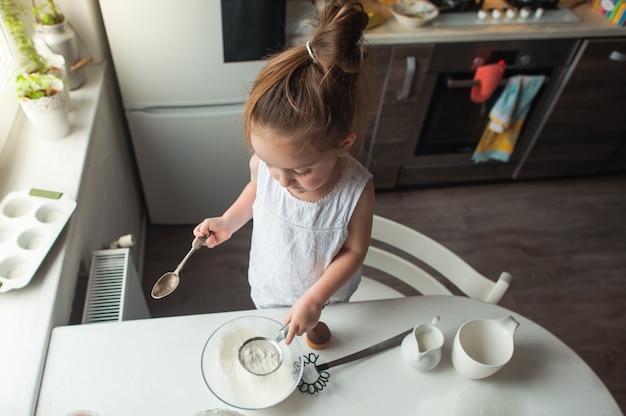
[360,215,511,304]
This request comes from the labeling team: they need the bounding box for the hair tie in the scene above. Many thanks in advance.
[306,40,318,64]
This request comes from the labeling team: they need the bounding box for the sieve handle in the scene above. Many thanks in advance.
[315,328,412,372]
[277,324,290,342]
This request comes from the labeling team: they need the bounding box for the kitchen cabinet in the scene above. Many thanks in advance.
[517,37,626,179]
[361,44,434,189]
[360,46,391,187]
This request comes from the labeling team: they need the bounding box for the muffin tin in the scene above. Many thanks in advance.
[0,189,76,293]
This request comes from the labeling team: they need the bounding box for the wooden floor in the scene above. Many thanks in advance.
[142,172,626,412]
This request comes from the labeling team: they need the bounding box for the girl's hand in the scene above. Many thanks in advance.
[193,217,232,248]
[283,294,324,345]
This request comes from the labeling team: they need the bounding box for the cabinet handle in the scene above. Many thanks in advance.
[398,56,416,100]
[609,50,626,62]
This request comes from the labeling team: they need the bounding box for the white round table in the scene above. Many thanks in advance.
[36,296,623,415]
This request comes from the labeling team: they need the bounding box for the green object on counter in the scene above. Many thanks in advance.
[29,188,63,199]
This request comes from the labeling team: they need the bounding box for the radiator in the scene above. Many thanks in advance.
[82,248,150,323]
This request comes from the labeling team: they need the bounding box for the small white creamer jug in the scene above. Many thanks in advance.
[401,316,444,371]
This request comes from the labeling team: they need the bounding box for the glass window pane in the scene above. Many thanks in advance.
[0,19,19,151]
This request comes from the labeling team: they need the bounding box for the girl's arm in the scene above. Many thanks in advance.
[284,178,375,344]
[194,155,259,247]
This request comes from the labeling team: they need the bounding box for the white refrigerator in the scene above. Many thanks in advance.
[98,0,272,224]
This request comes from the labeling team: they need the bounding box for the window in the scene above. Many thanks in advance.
[0,17,18,153]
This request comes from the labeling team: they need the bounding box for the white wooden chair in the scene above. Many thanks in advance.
[351,215,512,304]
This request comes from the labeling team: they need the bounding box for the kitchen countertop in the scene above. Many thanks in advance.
[287,0,626,46]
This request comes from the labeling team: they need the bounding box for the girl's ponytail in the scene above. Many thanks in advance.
[244,1,369,155]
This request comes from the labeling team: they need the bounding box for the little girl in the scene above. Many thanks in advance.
[193,0,373,344]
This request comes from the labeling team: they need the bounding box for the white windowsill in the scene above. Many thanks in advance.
[0,64,105,416]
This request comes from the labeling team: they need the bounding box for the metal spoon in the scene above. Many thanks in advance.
[238,324,290,376]
[151,234,209,299]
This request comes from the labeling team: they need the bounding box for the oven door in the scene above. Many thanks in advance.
[416,68,550,156]
[395,39,580,187]
[397,67,563,187]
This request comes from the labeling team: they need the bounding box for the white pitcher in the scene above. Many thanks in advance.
[35,21,85,90]
[452,315,520,379]
[401,316,444,371]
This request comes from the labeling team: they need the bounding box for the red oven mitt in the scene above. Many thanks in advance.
[471,61,507,103]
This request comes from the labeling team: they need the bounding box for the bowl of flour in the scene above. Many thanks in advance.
[201,316,304,409]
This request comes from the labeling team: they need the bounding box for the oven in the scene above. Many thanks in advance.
[396,38,580,187]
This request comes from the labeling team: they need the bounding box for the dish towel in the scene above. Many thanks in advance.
[472,75,545,163]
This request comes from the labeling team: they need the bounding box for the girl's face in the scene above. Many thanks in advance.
[250,130,343,197]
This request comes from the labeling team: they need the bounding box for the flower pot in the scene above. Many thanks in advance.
[35,21,84,90]
[19,80,71,140]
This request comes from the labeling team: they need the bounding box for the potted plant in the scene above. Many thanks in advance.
[31,0,63,25]
[31,0,85,89]
[0,0,70,139]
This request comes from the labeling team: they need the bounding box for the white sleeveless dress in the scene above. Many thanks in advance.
[249,155,372,308]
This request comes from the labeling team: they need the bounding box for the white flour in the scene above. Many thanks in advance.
[239,339,280,375]
[217,327,299,408]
